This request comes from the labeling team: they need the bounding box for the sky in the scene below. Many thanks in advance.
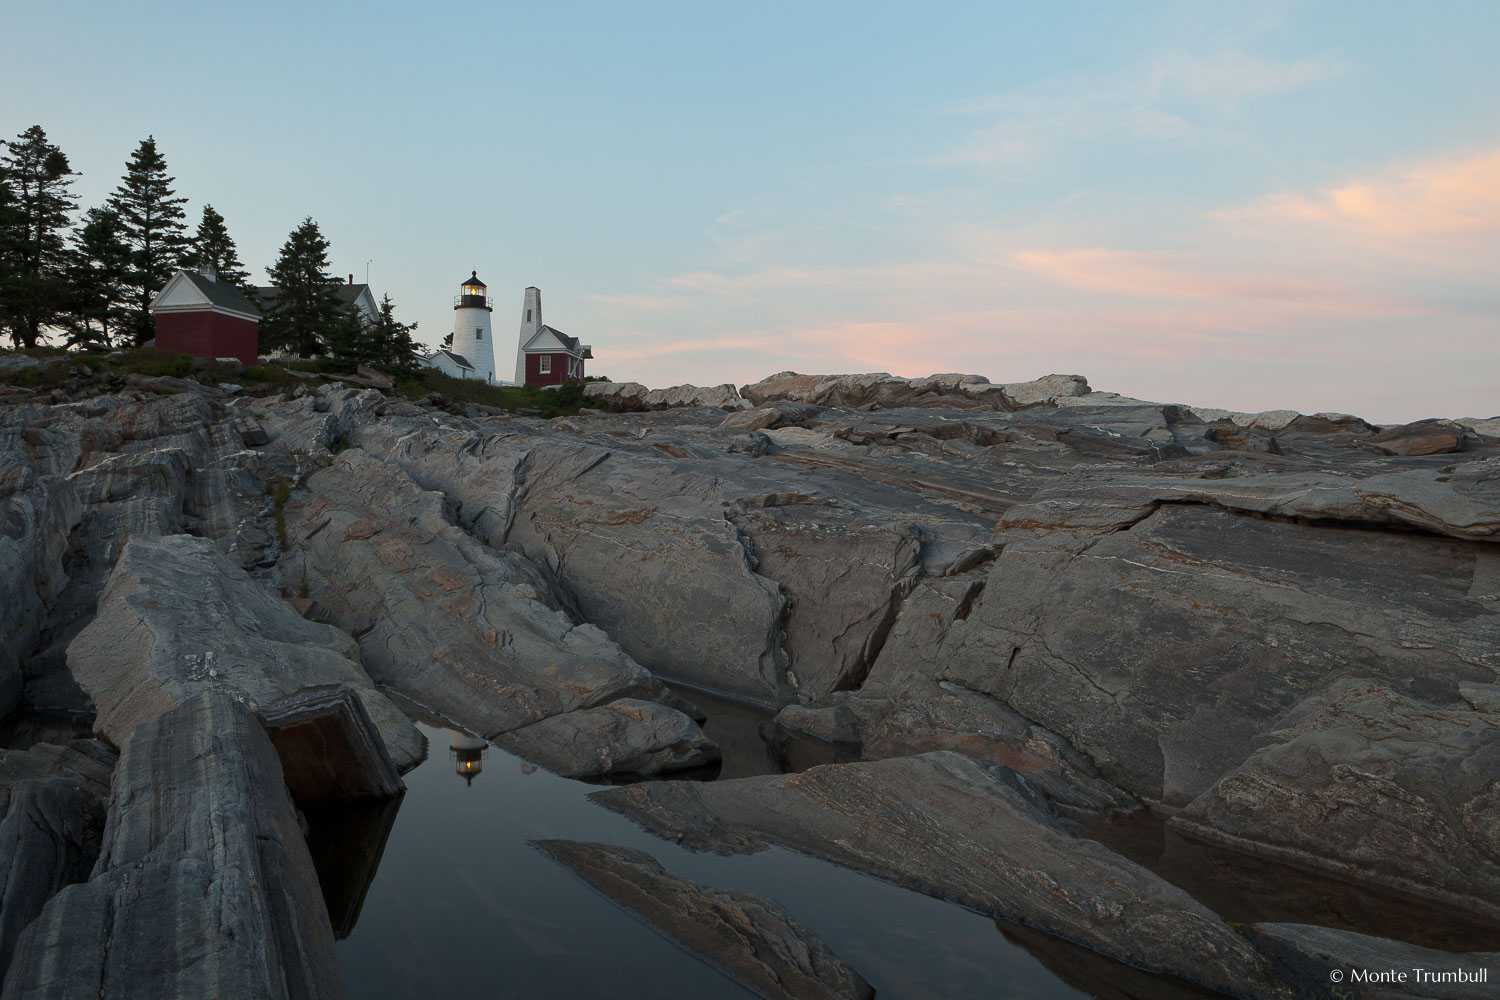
[4,0,1497,422]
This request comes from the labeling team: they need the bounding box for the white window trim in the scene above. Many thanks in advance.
[539,355,551,374]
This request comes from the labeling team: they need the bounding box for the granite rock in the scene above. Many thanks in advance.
[2,692,344,1000]
[66,533,423,771]
[593,752,1287,999]
[534,840,872,1000]
[497,698,719,779]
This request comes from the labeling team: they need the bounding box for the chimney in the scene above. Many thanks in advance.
[348,274,354,285]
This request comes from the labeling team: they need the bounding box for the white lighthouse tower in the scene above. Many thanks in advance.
[451,271,496,382]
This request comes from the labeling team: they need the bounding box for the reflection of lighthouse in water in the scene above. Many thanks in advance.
[448,730,488,786]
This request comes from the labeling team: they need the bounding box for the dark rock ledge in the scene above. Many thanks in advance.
[533,839,873,1000]
[592,752,1294,1000]
[2,692,347,1000]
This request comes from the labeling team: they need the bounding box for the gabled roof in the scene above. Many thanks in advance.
[522,324,592,358]
[151,270,262,320]
[251,283,375,313]
[432,348,474,370]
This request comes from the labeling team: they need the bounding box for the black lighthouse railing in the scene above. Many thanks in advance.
[454,294,493,309]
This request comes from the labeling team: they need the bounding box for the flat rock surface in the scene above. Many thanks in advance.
[1171,678,1500,918]
[534,840,872,1000]
[496,698,719,779]
[941,500,1499,808]
[592,752,1286,999]
[65,533,422,771]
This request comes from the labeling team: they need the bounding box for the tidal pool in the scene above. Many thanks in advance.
[325,716,1219,999]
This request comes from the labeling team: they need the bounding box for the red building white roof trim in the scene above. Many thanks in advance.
[149,270,262,324]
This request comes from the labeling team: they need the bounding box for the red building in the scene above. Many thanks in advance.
[521,330,592,387]
[512,286,592,386]
[148,268,262,366]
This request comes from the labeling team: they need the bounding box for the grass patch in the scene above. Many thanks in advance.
[2,344,590,420]
[288,357,351,376]
[7,363,72,390]
[117,347,196,378]
[269,477,291,548]
[394,368,588,416]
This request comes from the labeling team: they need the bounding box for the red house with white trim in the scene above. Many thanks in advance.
[511,286,592,386]
[148,267,261,366]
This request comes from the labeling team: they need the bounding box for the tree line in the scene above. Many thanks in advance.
[0,125,417,367]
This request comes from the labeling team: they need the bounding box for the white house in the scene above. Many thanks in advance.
[422,348,478,380]
[251,275,378,326]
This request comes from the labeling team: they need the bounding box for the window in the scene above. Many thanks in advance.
[539,356,551,374]
[525,309,532,322]
[475,327,483,340]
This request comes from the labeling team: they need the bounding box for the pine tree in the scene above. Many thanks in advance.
[182,204,250,287]
[63,207,131,349]
[369,294,419,369]
[323,302,370,364]
[109,136,188,345]
[0,126,79,348]
[0,154,19,347]
[263,217,341,356]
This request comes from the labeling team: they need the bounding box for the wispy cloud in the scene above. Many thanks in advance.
[934,48,1342,167]
[1146,50,1341,101]
[1009,248,1404,314]
[1221,147,1500,238]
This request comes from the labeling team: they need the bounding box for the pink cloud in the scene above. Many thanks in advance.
[1222,147,1500,238]
[1008,248,1407,315]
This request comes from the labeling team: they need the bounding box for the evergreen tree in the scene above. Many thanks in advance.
[0,126,79,348]
[109,136,188,345]
[323,302,370,364]
[368,294,419,369]
[263,217,340,356]
[62,207,131,349]
[182,204,250,287]
[0,155,19,346]
[441,330,453,349]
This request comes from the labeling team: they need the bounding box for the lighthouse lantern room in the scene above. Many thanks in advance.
[450,270,496,383]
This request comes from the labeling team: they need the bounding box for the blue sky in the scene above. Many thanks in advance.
[6,1,1498,420]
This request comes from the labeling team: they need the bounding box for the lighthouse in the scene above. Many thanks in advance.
[451,271,496,382]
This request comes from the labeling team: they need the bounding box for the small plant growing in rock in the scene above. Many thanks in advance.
[270,477,291,548]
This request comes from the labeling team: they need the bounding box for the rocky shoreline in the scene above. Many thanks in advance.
[1,362,1497,997]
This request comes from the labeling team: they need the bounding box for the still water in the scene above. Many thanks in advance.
[325,708,1219,1000]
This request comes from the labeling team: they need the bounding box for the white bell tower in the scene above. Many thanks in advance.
[513,286,542,386]
[452,271,496,382]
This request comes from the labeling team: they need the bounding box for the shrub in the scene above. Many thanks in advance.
[119,347,194,378]
[392,369,590,417]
